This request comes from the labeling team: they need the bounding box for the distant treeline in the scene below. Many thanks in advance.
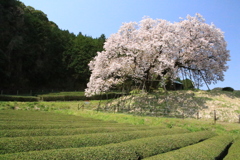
[0,0,105,90]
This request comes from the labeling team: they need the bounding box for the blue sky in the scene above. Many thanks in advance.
[20,0,240,90]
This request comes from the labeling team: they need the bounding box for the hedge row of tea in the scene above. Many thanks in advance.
[145,135,233,160]
[0,128,189,154]
[224,137,240,160]
[0,110,101,122]
[0,92,122,101]
[0,110,135,130]
[0,126,165,137]
[0,121,140,129]
[0,110,238,159]
[0,95,39,102]
[40,93,122,101]
[0,110,118,124]
[1,131,217,159]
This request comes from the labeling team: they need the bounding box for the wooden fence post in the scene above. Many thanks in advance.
[214,110,217,124]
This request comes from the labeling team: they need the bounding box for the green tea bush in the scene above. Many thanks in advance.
[0,122,135,130]
[0,95,39,102]
[0,147,138,160]
[0,126,164,137]
[224,137,240,160]
[0,128,188,154]
[0,118,109,124]
[39,93,122,101]
[145,135,233,160]
[0,120,120,125]
[40,95,87,101]
[40,95,66,101]
[0,131,216,159]
[0,110,102,122]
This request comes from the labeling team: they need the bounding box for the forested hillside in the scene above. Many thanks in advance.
[0,0,105,90]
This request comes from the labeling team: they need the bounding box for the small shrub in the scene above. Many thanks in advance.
[0,95,39,102]
[222,87,234,92]
[182,79,195,90]
[130,89,141,95]
[212,87,222,91]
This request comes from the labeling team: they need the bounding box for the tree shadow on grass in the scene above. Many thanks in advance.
[102,90,213,119]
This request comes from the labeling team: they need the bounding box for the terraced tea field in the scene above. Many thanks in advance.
[0,110,239,159]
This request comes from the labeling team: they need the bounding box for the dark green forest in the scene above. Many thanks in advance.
[0,0,105,91]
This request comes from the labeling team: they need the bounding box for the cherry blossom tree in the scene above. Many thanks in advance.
[85,13,230,96]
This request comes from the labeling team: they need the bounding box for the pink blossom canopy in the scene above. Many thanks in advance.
[85,14,230,96]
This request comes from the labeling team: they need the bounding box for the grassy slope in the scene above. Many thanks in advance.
[56,90,240,135]
[100,90,240,123]
[0,90,240,135]
[55,109,240,136]
[193,90,240,122]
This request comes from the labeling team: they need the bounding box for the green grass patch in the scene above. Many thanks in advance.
[61,110,233,134]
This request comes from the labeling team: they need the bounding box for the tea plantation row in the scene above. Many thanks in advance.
[0,110,239,159]
[0,92,122,101]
